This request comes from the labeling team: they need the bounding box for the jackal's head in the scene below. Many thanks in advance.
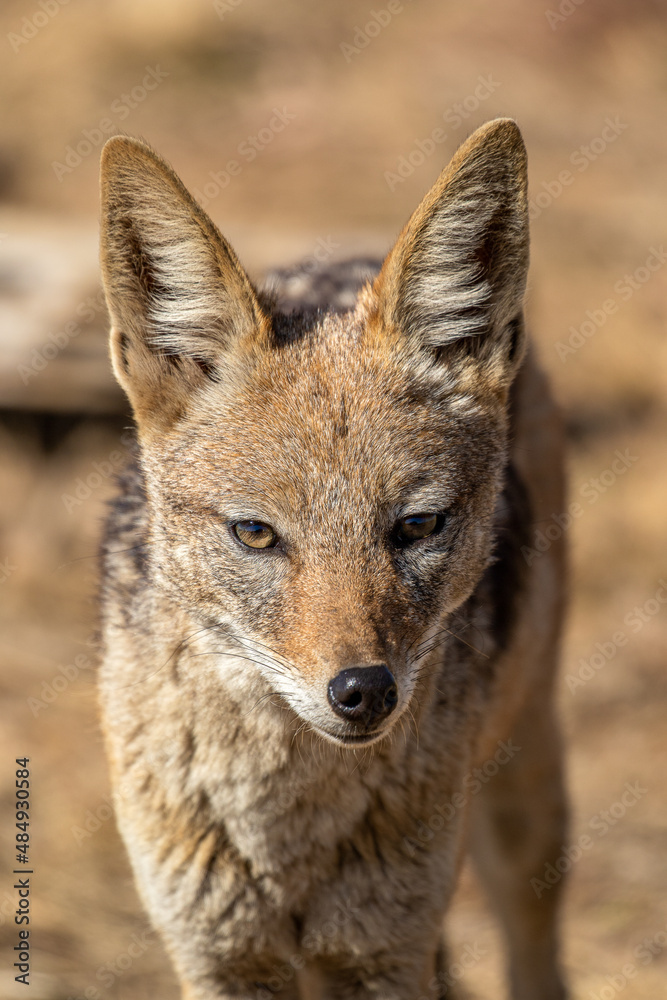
[100,120,528,747]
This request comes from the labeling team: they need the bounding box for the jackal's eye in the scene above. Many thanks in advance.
[393,513,444,546]
[232,520,278,549]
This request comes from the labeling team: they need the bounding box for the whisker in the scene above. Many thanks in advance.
[213,628,297,675]
[291,719,310,749]
[404,704,419,747]
[410,623,490,663]
[114,620,237,689]
[242,691,291,719]
[185,647,289,679]
[57,541,150,571]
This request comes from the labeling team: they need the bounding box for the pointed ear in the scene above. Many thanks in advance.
[100,136,268,432]
[373,118,529,386]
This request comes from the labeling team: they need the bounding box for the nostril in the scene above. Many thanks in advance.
[327,665,398,725]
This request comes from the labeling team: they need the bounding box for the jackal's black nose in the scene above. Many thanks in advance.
[327,665,398,726]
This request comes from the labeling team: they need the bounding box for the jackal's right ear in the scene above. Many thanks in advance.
[100,136,267,432]
[373,118,529,391]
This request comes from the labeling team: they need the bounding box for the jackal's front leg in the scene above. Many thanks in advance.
[180,974,303,1000]
[469,701,569,1000]
[308,944,443,1000]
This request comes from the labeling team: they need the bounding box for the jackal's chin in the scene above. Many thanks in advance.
[312,726,390,749]
[308,713,402,750]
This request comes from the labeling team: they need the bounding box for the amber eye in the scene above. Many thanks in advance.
[232,520,278,549]
[394,513,443,546]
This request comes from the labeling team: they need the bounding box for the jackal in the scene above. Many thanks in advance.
[99,119,568,1000]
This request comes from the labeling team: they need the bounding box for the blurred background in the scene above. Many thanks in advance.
[1,0,666,997]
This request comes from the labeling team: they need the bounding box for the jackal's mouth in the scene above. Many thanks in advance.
[338,731,382,745]
[314,723,392,748]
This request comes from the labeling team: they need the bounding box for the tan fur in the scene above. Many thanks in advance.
[99,120,568,1000]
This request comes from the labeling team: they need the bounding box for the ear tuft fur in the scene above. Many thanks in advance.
[100,136,266,427]
[374,119,529,379]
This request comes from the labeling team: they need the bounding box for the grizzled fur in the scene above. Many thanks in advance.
[98,120,568,1000]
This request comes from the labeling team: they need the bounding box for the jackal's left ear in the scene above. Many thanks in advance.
[373,118,529,386]
[100,136,268,432]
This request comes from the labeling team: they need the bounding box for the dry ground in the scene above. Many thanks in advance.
[1,1,666,997]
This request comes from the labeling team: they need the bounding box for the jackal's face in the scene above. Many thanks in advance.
[100,120,529,746]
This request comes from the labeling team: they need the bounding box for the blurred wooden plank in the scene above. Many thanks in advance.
[0,209,389,414]
[0,209,126,413]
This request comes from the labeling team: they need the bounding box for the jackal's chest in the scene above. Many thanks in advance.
[189,738,466,970]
